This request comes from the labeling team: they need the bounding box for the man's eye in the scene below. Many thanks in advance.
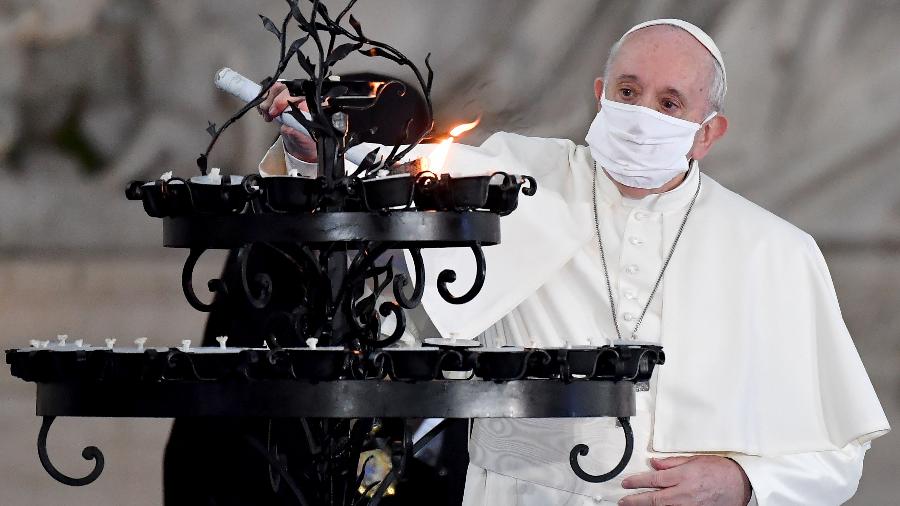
[662,99,679,110]
[620,88,633,98]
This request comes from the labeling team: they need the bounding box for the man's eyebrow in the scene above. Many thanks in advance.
[662,86,688,104]
[614,74,641,83]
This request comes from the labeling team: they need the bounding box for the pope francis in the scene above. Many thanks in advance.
[257,19,890,506]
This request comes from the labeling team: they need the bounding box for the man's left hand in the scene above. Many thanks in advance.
[619,455,752,506]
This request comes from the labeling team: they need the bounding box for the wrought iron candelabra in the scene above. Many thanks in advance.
[5,1,665,504]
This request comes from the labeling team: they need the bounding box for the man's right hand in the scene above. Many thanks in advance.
[257,82,318,163]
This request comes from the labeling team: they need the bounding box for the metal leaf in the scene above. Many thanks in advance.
[287,35,309,58]
[326,42,362,66]
[314,1,330,19]
[206,121,217,137]
[297,53,316,77]
[360,47,401,64]
[348,14,364,38]
[355,146,382,176]
[287,0,304,23]
[259,14,281,39]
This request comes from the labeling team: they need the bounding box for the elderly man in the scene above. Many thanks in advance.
[258,19,889,506]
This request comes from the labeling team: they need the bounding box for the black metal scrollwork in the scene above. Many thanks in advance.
[37,416,105,487]
[182,247,227,312]
[238,243,274,309]
[569,416,634,483]
[437,243,486,304]
[392,248,424,309]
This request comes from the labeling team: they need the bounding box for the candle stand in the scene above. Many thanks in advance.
[5,1,664,504]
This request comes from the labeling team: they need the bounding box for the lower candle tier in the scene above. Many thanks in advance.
[34,379,635,418]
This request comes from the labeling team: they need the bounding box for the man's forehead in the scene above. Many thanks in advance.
[610,26,714,89]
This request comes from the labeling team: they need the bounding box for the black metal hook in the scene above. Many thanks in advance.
[569,416,633,483]
[181,247,226,312]
[392,248,424,309]
[37,416,105,487]
[437,243,486,304]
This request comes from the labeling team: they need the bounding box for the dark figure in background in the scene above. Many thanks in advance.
[163,74,467,506]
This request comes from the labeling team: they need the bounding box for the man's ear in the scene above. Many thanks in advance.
[593,77,604,109]
[689,114,728,160]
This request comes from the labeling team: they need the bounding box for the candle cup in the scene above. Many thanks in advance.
[412,172,445,210]
[447,175,491,210]
[361,173,414,210]
[290,348,349,381]
[473,347,531,381]
[188,175,247,214]
[138,179,192,218]
[371,348,444,381]
[262,176,324,212]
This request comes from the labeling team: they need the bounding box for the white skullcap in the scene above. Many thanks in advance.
[622,19,726,92]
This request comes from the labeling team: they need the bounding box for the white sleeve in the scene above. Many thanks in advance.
[257,137,320,177]
[730,441,869,506]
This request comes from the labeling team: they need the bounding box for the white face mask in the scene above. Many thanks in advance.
[585,96,716,189]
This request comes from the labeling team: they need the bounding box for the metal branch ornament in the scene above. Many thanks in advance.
[199,0,434,175]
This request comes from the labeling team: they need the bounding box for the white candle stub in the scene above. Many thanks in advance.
[29,339,40,348]
[74,339,83,348]
[306,338,318,349]
[160,170,173,181]
[105,338,116,350]
[180,340,191,352]
[216,336,228,349]
[57,334,68,346]
[40,340,50,348]
[134,337,148,351]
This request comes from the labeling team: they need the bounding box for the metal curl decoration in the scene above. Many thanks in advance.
[392,248,424,309]
[569,417,634,483]
[374,301,405,347]
[163,350,214,381]
[37,416,105,487]
[521,175,537,196]
[437,243,486,304]
[238,244,274,309]
[181,247,227,312]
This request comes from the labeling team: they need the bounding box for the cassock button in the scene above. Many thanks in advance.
[624,289,637,300]
[629,236,644,246]
[623,312,636,321]
[634,211,649,221]
[625,264,639,275]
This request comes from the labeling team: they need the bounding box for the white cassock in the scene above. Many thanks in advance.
[260,132,890,505]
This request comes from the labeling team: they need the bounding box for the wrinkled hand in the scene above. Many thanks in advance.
[619,456,752,506]
[257,81,318,163]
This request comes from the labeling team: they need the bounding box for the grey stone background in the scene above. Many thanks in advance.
[0,0,897,504]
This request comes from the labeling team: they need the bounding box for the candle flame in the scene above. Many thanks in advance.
[368,81,386,97]
[428,117,481,173]
[449,117,481,137]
